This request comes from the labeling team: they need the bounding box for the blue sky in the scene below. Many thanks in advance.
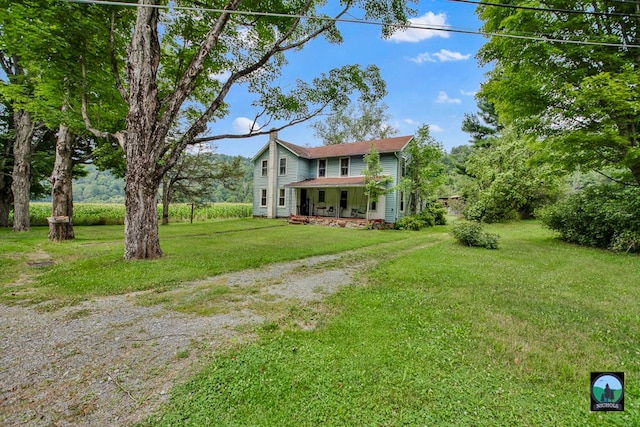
[212,1,490,158]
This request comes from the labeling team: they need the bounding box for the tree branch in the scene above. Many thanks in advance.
[80,55,124,148]
[110,10,128,101]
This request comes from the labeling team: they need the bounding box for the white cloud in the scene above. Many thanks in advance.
[233,117,260,134]
[408,53,436,64]
[435,91,461,104]
[433,49,471,62]
[460,89,477,96]
[403,118,419,126]
[409,49,471,64]
[429,124,444,132]
[389,12,449,43]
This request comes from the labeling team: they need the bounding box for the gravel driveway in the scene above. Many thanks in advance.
[0,250,375,426]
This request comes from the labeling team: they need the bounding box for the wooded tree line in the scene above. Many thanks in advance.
[453,0,640,251]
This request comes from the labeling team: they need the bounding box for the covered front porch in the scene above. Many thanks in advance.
[286,177,385,221]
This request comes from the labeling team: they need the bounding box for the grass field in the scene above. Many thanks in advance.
[1,219,639,425]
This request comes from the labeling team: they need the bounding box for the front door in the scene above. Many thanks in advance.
[300,189,309,215]
[340,190,348,216]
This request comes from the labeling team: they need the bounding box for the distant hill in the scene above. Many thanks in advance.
[71,155,253,203]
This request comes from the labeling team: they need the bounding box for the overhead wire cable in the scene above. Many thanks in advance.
[450,0,640,18]
[61,0,640,48]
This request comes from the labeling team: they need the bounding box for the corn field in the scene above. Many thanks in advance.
[22,203,252,226]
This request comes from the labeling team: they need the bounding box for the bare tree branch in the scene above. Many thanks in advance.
[191,101,331,144]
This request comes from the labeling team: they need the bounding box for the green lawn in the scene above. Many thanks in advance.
[140,221,640,426]
[2,219,638,425]
[0,218,418,304]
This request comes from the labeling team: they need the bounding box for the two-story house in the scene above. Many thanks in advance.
[252,131,413,225]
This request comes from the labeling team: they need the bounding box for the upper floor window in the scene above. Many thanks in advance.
[279,157,287,175]
[401,158,406,177]
[318,159,327,177]
[340,157,349,177]
[261,160,268,177]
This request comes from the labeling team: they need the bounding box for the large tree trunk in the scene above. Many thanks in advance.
[48,124,75,241]
[124,156,163,259]
[122,1,163,260]
[11,109,36,232]
[0,141,12,227]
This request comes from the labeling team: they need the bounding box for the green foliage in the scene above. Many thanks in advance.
[310,99,398,145]
[401,125,445,215]
[461,127,561,223]
[477,0,640,185]
[395,215,425,231]
[395,201,447,230]
[362,143,392,221]
[451,221,499,249]
[537,184,640,252]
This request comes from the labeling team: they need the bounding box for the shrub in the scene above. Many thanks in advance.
[396,200,448,231]
[395,216,427,231]
[452,221,499,249]
[537,184,640,251]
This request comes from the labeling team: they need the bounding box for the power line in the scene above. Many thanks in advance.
[450,0,640,19]
[61,0,640,48]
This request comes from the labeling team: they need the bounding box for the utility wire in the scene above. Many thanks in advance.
[61,0,640,48]
[450,0,640,19]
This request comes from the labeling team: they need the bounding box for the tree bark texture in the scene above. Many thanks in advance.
[11,109,35,232]
[122,1,163,259]
[124,155,163,259]
[48,124,75,241]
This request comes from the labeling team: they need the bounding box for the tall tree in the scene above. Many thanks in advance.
[476,0,640,185]
[161,149,244,224]
[310,99,398,145]
[80,0,415,259]
[461,126,562,222]
[401,125,444,215]
[0,1,129,239]
[362,143,392,222]
[460,95,501,148]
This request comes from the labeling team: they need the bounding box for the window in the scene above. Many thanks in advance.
[318,159,326,177]
[261,160,268,177]
[278,188,286,207]
[401,158,406,177]
[370,200,377,211]
[260,189,267,207]
[340,157,349,177]
[400,192,404,212]
[318,190,325,203]
[279,157,287,175]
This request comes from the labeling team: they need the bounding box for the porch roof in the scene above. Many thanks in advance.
[285,176,391,188]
